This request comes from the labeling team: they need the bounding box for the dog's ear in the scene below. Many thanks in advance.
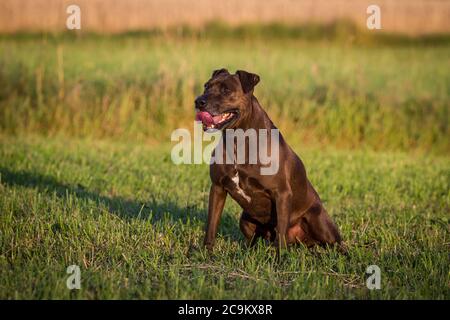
[236,70,260,94]
[211,68,229,78]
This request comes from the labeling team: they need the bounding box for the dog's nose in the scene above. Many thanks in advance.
[195,97,206,109]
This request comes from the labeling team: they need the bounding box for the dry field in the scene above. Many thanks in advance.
[1,0,450,35]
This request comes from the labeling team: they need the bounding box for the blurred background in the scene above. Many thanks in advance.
[2,0,450,34]
[0,0,449,153]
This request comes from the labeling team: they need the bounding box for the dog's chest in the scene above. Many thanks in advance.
[221,168,271,211]
[229,171,251,203]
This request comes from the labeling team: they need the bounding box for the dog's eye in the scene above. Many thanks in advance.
[204,83,210,90]
[221,86,231,95]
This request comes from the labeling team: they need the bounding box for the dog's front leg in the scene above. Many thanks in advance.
[274,192,292,250]
[203,183,227,251]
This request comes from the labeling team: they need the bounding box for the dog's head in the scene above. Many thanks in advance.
[195,68,260,131]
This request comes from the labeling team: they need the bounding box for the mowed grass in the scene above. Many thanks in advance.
[0,136,449,299]
[0,29,449,299]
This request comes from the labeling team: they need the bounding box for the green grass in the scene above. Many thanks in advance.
[0,32,449,154]
[0,136,449,299]
[1,27,449,299]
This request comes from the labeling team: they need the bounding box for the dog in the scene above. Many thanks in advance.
[195,68,343,252]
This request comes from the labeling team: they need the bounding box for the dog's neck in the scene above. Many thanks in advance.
[237,95,274,131]
[220,95,277,168]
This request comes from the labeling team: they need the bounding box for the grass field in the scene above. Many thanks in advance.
[0,28,449,299]
[1,31,449,154]
[0,136,449,299]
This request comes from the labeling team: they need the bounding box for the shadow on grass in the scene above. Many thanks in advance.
[0,167,241,241]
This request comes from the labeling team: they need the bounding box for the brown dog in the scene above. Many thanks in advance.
[195,69,343,252]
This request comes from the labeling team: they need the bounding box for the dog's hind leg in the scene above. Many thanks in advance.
[239,211,275,246]
[239,211,259,246]
[300,203,343,249]
[287,223,316,247]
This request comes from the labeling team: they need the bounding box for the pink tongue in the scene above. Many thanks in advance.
[195,111,222,126]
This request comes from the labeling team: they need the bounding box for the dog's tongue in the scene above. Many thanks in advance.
[195,111,222,126]
[195,111,213,126]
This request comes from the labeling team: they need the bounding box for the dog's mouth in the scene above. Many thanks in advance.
[195,109,239,131]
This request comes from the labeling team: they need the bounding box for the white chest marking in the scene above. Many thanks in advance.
[231,172,251,203]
